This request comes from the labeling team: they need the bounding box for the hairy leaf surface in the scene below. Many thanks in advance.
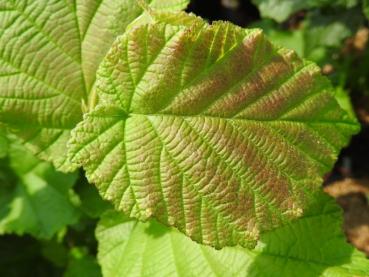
[0,0,189,170]
[96,193,369,277]
[69,19,359,248]
[0,139,79,239]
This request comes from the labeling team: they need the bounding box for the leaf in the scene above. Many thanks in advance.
[41,239,69,268]
[252,0,359,22]
[69,19,359,248]
[0,139,79,239]
[252,0,308,23]
[252,20,305,57]
[64,247,102,277]
[253,8,364,64]
[302,8,364,61]
[364,0,369,19]
[75,177,111,219]
[96,192,369,277]
[0,0,189,171]
[0,127,8,158]
[333,87,356,120]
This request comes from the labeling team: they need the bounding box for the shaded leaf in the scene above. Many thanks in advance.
[75,178,111,219]
[252,0,359,22]
[41,238,69,268]
[0,139,79,239]
[64,247,102,277]
[0,127,8,158]
[303,8,364,62]
[254,7,364,64]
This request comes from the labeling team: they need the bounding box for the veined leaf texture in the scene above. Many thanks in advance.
[96,193,369,277]
[0,1,367,276]
[0,0,189,170]
[69,18,359,248]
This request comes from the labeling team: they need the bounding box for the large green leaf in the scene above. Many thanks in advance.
[0,0,189,171]
[96,192,369,277]
[0,139,79,239]
[69,18,359,248]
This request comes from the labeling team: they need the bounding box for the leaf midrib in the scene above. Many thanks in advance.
[127,113,357,126]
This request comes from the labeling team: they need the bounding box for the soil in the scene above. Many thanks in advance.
[325,179,369,255]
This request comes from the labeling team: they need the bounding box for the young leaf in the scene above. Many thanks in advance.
[96,193,369,277]
[69,19,359,248]
[0,0,189,171]
[0,139,79,239]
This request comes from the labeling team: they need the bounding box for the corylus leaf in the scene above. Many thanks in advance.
[96,192,369,277]
[69,19,359,248]
[0,139,79,239]
[0,0,189,171]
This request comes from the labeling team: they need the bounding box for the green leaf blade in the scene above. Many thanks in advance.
[0,139,79,239]
[96,193,369,277]
[0,0,189,170]
[70,20,359,248]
